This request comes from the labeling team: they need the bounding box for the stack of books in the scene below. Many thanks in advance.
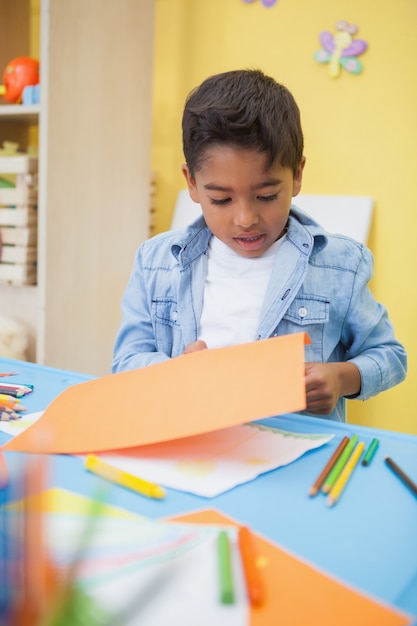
[0,155,38,285]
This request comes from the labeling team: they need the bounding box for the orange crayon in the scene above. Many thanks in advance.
[238,525,265,606]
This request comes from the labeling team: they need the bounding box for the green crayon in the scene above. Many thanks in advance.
[362,438,379,466]
[217,531,235,604]
[321,435,359,494]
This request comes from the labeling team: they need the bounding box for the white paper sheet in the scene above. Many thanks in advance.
[45,513,249,626]
[0,414,333,498]
[98,423,333,497]
[0,410,42,437]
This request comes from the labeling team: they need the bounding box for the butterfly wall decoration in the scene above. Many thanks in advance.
[314,20,368,78]
[242,0,279,7]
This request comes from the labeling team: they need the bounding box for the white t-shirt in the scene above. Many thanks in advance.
[198,235,286,349]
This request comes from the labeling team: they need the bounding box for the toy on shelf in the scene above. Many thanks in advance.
[0,57,40,104]
[0,142,38,286]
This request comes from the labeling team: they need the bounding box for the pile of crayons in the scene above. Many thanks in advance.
[309,434,417,505]
[308,435,377,506]
[0,393,28,421]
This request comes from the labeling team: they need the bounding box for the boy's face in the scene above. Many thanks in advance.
[182,146,305,258]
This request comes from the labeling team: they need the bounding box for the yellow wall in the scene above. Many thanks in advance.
[152,0,417,435]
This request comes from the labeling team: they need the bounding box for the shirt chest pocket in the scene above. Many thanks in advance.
[282,296,329,326]
[152,298,184,357]
[280,297,329,361]
[153,298,180,327]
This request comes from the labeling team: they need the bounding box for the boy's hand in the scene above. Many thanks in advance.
[304,362,361,415]
[183,340,208,354]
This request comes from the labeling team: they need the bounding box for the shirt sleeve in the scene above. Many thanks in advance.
[341,245,407,399]
[112,246,171,373]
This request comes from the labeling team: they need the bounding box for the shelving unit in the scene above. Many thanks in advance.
[0,0,38,360]
[0,0,155,375]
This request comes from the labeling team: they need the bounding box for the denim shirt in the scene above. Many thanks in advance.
[112,207,407,422]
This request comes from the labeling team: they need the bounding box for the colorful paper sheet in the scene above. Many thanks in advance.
[171,509,413,626]
[3,488,413,626]
[4,489,249,626]
[95,423,333,497]
[2,333,308,454]
[5,486,143,520]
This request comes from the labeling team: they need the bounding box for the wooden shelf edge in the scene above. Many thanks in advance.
[0,104,40,123]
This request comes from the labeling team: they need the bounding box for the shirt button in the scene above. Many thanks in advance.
[298,306,308,318]
[171,311,178,322]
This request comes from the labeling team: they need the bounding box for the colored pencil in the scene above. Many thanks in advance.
[0,383,33,397]
[1,410,21,421]
[0,404,22,421]
[321,434,358,494]
[217,531,235,604]
[327,441,365,507]
[238,526,264,605]
[361,438,379,466]
[309,436,349,496]
[385,457,417,498]
[0,400,26,411]
[85,454,166,500]
[0,394,21,402]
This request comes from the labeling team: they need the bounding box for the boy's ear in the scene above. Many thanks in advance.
[181,164,199,203]
[292,156,306,197]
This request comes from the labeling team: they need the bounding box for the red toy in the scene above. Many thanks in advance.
[0,57,40,104]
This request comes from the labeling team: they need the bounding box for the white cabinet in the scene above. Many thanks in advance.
[0,0,155,375]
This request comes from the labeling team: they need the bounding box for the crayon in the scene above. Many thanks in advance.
[217,531,235,604]
[238,526,264,605]
[309,436,349,496]
[85,454,166,499]
[327,441,365,507]
[362,438,379,466]
[385,457,417,498]
[321,435,358,494]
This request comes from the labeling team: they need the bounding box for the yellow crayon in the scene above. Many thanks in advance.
[85,454,166,500]
[327,441,365,507]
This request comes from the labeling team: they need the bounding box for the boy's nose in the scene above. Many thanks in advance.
[233,202,259,228]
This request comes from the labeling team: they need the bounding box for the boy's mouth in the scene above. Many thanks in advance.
[234,233,266,251]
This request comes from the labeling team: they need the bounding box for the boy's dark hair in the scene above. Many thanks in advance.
[182,69,304,178]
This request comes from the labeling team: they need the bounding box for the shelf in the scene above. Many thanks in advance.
[0,104,40,123]
[0,0,155,374]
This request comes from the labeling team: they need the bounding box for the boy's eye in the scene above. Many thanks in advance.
[258,193,278,202]
[210,193,278,205]
[210,197,231,206]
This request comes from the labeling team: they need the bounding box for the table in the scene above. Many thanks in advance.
[1,357,416,623]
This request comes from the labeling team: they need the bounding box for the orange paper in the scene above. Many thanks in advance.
[171,509,412,626]
[3,333,308,455]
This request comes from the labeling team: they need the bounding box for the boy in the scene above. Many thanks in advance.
[112,69,406,421]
